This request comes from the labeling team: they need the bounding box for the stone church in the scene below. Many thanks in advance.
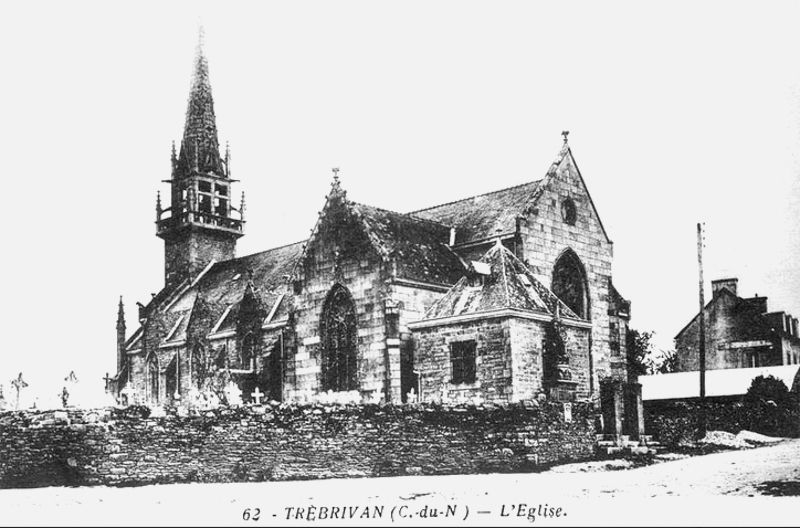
[109,38,635,421]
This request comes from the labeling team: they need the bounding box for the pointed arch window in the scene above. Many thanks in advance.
[146,353,160,404]
[552,250,589,319]
[320,284,358,392]
[241,333,256,370]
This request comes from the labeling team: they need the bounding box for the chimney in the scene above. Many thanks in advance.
[747,295,768,314]
[711,278,738,297]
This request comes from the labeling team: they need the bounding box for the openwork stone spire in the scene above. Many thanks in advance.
[177,27,226,178]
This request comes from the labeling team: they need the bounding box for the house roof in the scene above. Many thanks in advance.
[674,288,778,341]
[422,240,580,321]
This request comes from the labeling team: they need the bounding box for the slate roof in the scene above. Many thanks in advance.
[131,241,303,347]
[410,144,571,245]
[351,202,467,285]
[193,242,303,336]
[410,180,544,246]
[674,287,778,341]
[423,241,580,321]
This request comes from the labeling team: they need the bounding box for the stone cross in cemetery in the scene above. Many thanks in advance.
[250,387,264,405]
[11,373,28,410]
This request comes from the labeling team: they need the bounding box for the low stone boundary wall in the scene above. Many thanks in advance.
[0,401,594,488]
[645,398,800,446]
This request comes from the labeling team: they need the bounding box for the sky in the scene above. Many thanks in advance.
[1,0,800,404]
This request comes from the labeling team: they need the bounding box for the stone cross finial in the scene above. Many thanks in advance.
[332,167,340,183]
[562,130,569,143]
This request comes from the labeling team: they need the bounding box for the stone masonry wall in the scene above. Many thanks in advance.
[290,197,395,401]
[0,402,594,489]
[519,153,616,388]
[164,229,236,289]
[414,317,514,402]
[391,283,447,399]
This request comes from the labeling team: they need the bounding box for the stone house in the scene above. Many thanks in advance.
[674,277,800,372]
[108,36,636,429]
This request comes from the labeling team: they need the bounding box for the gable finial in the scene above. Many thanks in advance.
[561,130,569,144]
[332,167,340,184]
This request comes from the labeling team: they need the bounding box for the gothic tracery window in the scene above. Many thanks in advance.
[320,284,358,392]
[552,250,588,319]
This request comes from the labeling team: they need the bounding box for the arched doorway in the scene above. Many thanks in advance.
[552,249,589,319]
[320,283,358,392]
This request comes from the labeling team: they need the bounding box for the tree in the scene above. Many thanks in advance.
[626,329,677,377]
[650,349,678,374]
[744,375,798,437]
[626,328,653,379]
[746,375,791,405]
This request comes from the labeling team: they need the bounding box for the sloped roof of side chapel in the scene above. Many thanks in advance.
[422,240,582,322]
[126,242,303,350]
[410,141,611,245]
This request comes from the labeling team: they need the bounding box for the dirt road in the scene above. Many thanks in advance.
[2,439,799,526]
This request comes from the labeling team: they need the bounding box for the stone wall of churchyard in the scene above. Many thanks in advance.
[645,398,800,446]
[0,401,594,489]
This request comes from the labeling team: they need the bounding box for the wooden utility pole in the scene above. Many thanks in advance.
[697,223,707,437]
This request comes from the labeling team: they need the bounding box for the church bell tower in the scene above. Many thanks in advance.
[156,29,245,289]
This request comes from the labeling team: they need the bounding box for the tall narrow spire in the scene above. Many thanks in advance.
[116,296,127,373]
[177,25,225,178]
[117,296,126,330]
[157,26,243,289]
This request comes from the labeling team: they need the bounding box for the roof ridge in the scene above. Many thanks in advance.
[408,179,543,215]
[352,201,452,229]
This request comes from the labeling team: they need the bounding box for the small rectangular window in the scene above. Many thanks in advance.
[199,181,212,193]
[450,340,476,384]
[216,184,228,196]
